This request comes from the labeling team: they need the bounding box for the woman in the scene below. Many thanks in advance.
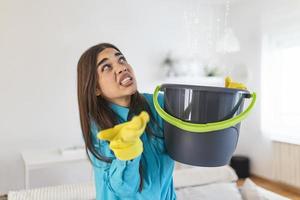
[77,43,176,200]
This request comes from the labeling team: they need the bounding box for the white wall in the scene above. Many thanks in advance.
[0,0,227,192]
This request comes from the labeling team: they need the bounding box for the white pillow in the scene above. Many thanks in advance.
[256,186,290,200]
[240,178,264,200]
[173,165,238,188]
[240,178,290,200]
[176,182,243,200]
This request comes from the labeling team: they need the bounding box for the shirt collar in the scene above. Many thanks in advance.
[108,102,130,122]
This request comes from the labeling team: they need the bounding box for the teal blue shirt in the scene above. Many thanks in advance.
[89,93,176,200]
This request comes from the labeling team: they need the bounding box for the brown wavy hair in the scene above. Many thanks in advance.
[77,43,163,192]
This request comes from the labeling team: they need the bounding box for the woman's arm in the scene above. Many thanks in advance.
[90,120,142,197]
[106,156,141,197]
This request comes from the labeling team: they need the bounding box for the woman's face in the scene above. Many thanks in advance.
[96,48,137,107]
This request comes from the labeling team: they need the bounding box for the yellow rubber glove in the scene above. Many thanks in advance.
[225,76,247,90]
[97,111,150,161]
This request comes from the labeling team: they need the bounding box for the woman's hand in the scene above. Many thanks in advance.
[97,111,150,160]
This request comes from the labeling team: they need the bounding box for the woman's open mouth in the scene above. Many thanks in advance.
[119,73,134,87]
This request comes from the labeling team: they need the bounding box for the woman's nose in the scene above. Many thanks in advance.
[117,66,127,74]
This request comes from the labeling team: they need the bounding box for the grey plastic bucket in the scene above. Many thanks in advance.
[153,84,256,167]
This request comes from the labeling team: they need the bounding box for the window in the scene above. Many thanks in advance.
[261,20,300,144]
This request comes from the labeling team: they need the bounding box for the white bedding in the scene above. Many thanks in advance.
[176,182,243,200]
[257,187,290,200]
[174,166,290,200]
[173,165,238,188]
[8,165,290,200]
[175,182,290,200]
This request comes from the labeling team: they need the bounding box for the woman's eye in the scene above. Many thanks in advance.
[119,57,127,63]
[102,64,111,72]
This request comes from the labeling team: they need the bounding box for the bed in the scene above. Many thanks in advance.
[6,165,289,200]
[173,165,290,200]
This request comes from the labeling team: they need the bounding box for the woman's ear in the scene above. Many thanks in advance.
[96,88,101,96]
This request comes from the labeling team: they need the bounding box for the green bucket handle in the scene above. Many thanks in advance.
[153,85,256,133]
